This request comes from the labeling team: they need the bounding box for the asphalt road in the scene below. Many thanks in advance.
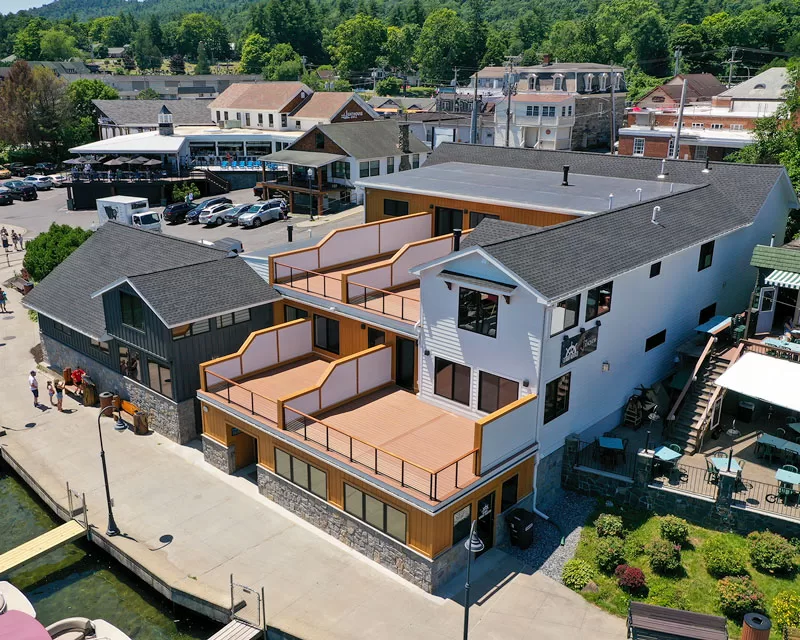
[0,186,363,253]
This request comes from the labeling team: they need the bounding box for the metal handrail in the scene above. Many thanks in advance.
[666,334,716,421]
[273,262,342,300]
[284,404,478,501]
[204,371,278,419]
[696,342,745,450]
[347,281,419,322]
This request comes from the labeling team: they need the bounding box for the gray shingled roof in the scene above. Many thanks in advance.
[128,258,279,327]
[23,223,277,338]
[718,67,790,100]
[436,144,791,301]
[315,120,429,159]
[92,99,214,126]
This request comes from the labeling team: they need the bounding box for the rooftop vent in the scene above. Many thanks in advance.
[453,228,462,251]
[608,193,614,210]
[562,165,570,186]
[702,157,711,173]
[636,187,642,202]
[651,205,661,225]
[657,158,667,180]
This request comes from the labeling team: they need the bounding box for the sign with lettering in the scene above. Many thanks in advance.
[339,109,365,120]
[560,326,599,367]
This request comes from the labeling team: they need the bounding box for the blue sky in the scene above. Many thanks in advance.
[3,0,48,13]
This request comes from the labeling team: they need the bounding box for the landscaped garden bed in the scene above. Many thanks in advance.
[562,502,800,639]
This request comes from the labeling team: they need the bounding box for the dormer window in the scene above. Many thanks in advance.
[754,83,766,90]
[528,75,537,90]
[554,74,564,91]
[599,73,608,92]
[614,73,622,90]
[584,74,594,91]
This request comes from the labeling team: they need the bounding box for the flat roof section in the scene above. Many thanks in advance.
[356,162,695,215]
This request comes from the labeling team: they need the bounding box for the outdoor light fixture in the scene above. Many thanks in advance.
[580,327,586,334]
[602,361,610,372]
[424,349,430,356]
[522,379,529,387]
[596,320,602,327]
[97,405,121,537]
[463,520,484,640]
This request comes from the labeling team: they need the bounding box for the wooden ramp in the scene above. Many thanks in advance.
[0,520,86,575]
[207,620,262,640]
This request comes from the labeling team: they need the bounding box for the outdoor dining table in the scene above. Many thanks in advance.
[598,436,625,466]
[763,337,800,353]
[654,446,682,462]
[786,422,800,436]
[710,456,742,472]
[776,468,800,485]
[599,437,624,450]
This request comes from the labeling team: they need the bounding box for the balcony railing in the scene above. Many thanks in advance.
[283,406,477,501]
[743,338,800,362]
[273,262,343,300]
[203,372,279,423]
[346,283,419,322]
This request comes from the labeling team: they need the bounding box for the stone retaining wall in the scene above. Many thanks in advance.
[562,436,800,539]
[202,435,235,473]
[257,465,468,593]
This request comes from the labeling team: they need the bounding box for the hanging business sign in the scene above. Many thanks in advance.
[561,326,599,367]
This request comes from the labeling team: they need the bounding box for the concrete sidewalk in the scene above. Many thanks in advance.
[0,263,625,640]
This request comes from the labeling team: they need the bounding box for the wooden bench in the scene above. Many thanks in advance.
[120,400,139,417]
[628,602,728,640]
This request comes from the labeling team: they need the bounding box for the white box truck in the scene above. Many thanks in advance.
[96,196,162,232]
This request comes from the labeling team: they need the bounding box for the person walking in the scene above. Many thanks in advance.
[1,234,8,253]
[17,231,23,250]
[29,370,39,407]
[54,380,64,412]
[11,231,18,250]
[47,380,55,405]
[0,288,6,313]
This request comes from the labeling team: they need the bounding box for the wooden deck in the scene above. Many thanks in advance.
[207,620,262,640]
[0,520,86,575]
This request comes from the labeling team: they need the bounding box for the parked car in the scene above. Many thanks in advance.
[35,162,57,173]
[162,201,195,224]
[6,163,26,176]
[17,166,36,177]
[238,199,285,228]
[198,237,244,254]
[0,168,11,180]
[47,174,68,187]
[186,196,232,224]
[0,187,13,206]
[2,180,38,201]
[24,175,54,190]
[198,202,233,226]
[224,203,251,225]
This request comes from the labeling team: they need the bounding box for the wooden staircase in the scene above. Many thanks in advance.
[668,352,730,453]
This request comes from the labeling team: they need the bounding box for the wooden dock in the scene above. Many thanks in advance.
[0,520,86,575]
[207,620,263,640]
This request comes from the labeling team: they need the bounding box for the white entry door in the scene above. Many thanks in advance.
[756,286,776,334]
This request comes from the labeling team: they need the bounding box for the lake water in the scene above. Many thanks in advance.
[0,466,221,639]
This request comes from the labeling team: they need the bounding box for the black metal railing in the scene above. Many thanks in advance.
[650,463,719,500]
[347,283,419,323]
[731,477,800,521]
[274,262,342,300]
[575,440,637,479]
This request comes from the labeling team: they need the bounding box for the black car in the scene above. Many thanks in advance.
[0,188,13,206]
[162,201,195,223]
[187,196,232,223]
[2,180,38,201]
[35,162,57,173]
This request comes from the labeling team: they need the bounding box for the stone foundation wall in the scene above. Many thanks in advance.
[572,94,626,151]
[202,435,235,473]
[561,436,800,539]
[42,333,124,397]
[257,465,468,593]
[536,448,564,510]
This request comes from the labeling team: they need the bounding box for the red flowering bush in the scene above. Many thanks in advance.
[615,564,647,592]
[717,576,766,621]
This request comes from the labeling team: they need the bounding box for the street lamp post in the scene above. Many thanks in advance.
[306,167,315,221]
[463,520,484,640]
[97,405,121,537]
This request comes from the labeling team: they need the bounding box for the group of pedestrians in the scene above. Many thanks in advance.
[1,227,23,252]
[28,370,65,411]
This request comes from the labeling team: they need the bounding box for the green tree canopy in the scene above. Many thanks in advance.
[375,75,402,95]
[136,87,160,99]
[414,9,468,82]
[132,28,162,71]
[176,14,229,61]
[67,78,119,119]
[327,14,387,75]
[194,41,210,74]
[39,28,78,60]
[13,19,46,60]
[381,24,417,74]
[24,224,93,283]
[263,42,301,79]
[240,33,270,74]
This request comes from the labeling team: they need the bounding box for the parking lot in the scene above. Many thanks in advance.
[0,186,363,253]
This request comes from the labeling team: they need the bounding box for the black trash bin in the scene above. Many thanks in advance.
[507,508,535,550]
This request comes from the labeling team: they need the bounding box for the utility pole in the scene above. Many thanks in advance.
[609,66,616,154]
[672,78,688,159]
[504,55,521,148]
[726,47,741,88]
[452,67,460,87]
[673,48,682,76]
[470,71,479,144]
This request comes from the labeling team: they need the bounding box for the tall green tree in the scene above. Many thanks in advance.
[67,78,119,119]
[263,43,301,79]
[240,33,271,74]
[414,9,468,82]
[464,0,488,67]
[0,61,35,146]
[39,28,78,60]
[132,29,162,71]
[13,19,46,60]
[169,53,186,74]
[24,224,93,283]
[249,0,323,62]
[327,14,387,74]
[381,24,417,75]
[482,29,510,67]
[176,14,229,61]
[194,41,210,74]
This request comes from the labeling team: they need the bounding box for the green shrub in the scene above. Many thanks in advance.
[717,576,766,621]
[648,539,682,575]
[597,537,626,573]
[659,515,689,545]
[772,591,800,631]
[562,559,594,591]
[614,564,646,592]
[172,181,200,203]
[595,513,624,538]
[648,583,688,610]
[702,536,748,578]
[747,531,796,574]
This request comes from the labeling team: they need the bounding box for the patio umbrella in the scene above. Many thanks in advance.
[128,156,149,165]
[103,158,126,166]
[142,159,162,166]
[62,157,85,165]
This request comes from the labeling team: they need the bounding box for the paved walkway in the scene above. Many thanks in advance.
[0,260,625,640]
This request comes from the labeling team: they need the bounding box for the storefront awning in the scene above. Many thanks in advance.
[257,150,346,168]
[715,351,800,413]
[695,315,731,334]
[765,269,800,289]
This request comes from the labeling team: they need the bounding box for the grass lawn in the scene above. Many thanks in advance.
[572,503,799,639]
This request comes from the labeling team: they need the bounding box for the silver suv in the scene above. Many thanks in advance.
[237,198,285,228]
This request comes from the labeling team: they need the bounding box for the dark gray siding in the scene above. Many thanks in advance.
[103,283,172,358]
[39,314,115,370]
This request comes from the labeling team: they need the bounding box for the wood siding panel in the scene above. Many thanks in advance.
[39,315,116,370]
[364,188,578,228]
[202,403,533,558]
[290,129,348,155]
[330,99,374,123]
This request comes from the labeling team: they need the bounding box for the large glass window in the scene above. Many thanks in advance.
[90,338,109,353]
[478,371,519,413]
[332,161,350,179]
[412,154,420,169]
[359,161,369,178]
[645,329,666,352]
[367,327,385,348]
[315,131,324,149]
[458,288,498,338]
[469,211,499,228]
[501,475,519,512]
[285,305,308,321]
[53,321,72,336]
[434,357,470,406]
[698,241,714,271]
[386,156,395,174]
[216,309,251,329]
[274,448,327,499]
[544,372,570,424]
[119,345,141,382]
[369,160,379,176]
[633,138,645,155]
[551,294,580,336]
[147,360,172,398]
[452,505,471,544]
[585,282,613,321]
[383,199,409,217]
[314,314,340,354]
[120,292,144,330]
[343,483,407,543]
